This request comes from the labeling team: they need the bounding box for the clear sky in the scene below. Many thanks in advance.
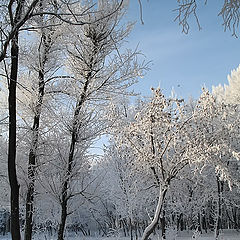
[125,0,240,99]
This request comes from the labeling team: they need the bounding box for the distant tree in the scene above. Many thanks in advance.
[104,98,159,238]
[103,139,153,239]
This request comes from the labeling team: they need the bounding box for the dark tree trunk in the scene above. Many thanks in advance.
[202,213,207,233]
[160,209,166,240]
[232,207,238,229]
[129,218,133,240]
[24,70,45,240]
[123,221,127,237]
[58,192,68,240]
[24,178,35,240]
[57,53,92,239]
[198,212,203,234]
[177,213,183,231]
[134,221,138,240]
[215,176,223,239]
[8,32,21,240]
[57,131,77,240]
[8,1,28,239]
[24,20,50,238]
[57,27,101,239]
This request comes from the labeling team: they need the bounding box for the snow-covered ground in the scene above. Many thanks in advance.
[176,230,240,239]
[0,230,240,239]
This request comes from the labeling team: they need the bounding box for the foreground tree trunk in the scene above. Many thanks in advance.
[58,183,69,240]
[57,79,90,239]
[8,30,21,240]
[57,77,90,239]
[141,185,168,240]
[8,1,28,239]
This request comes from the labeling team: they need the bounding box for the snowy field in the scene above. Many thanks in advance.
[1,230,240,240]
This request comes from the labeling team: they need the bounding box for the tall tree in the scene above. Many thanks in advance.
[56,1,146,239]
[22,9,62,240]
[7,1,27,238]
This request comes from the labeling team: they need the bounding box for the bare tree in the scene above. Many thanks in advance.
[137,0,240,36]
[175,0,240,37]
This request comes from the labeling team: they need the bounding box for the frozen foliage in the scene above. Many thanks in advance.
[212,65,240,104]
[107,87,240,240]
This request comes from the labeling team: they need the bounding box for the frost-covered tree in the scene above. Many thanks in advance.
[0,1,125,238]
[211,64,240,238]
[17,11,65,240]
[212,64,240,104]
[102,139,154,239]
[111,88,240,240]
[0,0,128,238]
[138,1,240,36]
[38,1,147,239]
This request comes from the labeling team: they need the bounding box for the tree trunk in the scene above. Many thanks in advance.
[57,51,93,239]
[160,209,166,240]
[24,177,35,240]
[215,176,223,240]
[129,218,133,240]
[24,24,49,239]
[8,31,21,240]
[122,220,127,237]
[58,193,68,240]
[24,76,45,240]
[177,213,183,231]
[134,221,138,240]
[57,132,76,240]
[198,212,203,234]
[8,1,28,239]
[141,185,168,240]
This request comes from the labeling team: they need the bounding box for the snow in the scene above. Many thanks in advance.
[1,230,240,240]
[176,230,240,240]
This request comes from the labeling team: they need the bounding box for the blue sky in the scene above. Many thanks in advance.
[125,0,240,99]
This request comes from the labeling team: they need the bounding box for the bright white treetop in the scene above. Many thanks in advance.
[212,65,240,104]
